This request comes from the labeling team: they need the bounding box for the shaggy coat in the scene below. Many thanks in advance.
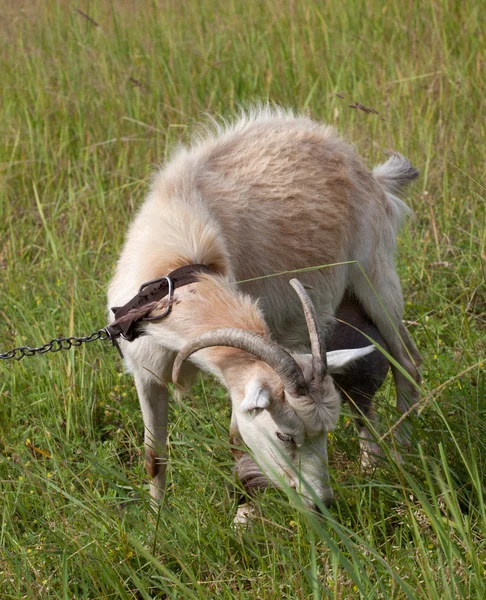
[108,107,421,508]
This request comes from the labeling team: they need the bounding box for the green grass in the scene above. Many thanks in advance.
[1,0,485,597]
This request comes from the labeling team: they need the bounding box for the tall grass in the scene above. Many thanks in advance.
[1,1,484,597]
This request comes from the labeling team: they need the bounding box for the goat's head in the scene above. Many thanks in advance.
[172,279,375,511]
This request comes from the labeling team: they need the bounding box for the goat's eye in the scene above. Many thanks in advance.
[276,432,294,444]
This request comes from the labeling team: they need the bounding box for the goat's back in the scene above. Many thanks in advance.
[156,108,390,278]
[110,107,403,349]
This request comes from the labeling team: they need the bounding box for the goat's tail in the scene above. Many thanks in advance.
[373,153,418,231]
[373,153,419,195]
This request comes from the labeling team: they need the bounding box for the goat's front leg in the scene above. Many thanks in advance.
[230,423,267,527]
[134,373,169,504]
[340,388,382,469]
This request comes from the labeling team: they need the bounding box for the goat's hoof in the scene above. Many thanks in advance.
[359,441,381,471]
[233,503,258,530]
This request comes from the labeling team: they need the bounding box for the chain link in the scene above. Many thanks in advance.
[0,329,111,361]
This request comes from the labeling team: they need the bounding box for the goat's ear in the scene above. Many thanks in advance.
[240,379,271,412]
[326,346,376,374]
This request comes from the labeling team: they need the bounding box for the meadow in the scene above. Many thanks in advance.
[0,1,485,597]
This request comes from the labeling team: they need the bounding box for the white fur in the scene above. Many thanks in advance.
[326,345,377,374]
[107,106,421,513]
[240,380,271,412]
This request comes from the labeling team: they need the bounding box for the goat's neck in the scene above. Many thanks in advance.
[147,272,269,371]
[154,273,282,399]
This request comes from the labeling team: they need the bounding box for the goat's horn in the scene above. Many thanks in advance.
[172,329,308,398]
[289,279,327,379]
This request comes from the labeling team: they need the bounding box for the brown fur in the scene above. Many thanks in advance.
[145,450,159,479]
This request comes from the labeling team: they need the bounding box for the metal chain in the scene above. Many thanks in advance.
[0,329,111,361]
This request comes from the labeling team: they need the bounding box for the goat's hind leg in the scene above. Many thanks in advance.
[350,265,421,441]
[399,322,423,369]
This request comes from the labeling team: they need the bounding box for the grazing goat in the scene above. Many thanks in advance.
[107,106,421,511]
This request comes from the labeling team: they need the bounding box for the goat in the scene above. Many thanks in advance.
[107,106,421,511]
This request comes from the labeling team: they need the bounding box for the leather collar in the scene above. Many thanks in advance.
[106,264,212,343]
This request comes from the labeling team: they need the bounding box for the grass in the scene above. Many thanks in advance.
[0,0,485,597]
